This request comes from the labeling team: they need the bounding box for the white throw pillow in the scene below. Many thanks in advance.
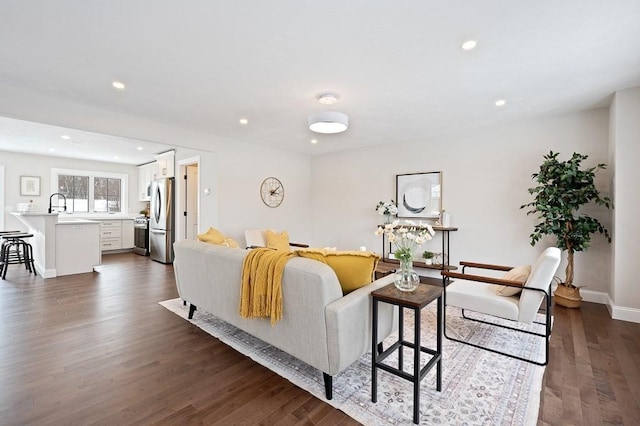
[495,265,531,297]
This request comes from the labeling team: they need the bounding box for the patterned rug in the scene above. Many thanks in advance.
[159,298,546,425]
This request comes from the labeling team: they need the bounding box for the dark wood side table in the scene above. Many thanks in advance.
[371,283,443,425]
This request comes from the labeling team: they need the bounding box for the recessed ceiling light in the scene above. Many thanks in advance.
[136,146,144,151]
[495,99,506,106]
[310,139,318,144]
[114,156,119,160]
[461,40,477,50]
[61,135,70,140]
[112,81,126,90]
[49,148,55,152]
[239,118,248,125]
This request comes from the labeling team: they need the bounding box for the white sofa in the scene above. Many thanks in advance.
[172,239,397,399]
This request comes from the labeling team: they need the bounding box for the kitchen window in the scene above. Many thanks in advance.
[51,168,128,214]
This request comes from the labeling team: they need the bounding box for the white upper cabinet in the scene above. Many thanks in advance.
[155,150,175,179]
[137,162,156,201]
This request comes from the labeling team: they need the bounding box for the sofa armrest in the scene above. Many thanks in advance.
[324,274,396,375]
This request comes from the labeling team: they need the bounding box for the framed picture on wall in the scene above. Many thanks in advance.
[396,171,442,219]
[20,175,41,196]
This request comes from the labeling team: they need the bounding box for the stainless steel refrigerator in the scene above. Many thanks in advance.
[149,177,175,264]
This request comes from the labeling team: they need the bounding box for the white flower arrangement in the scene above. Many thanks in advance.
[376,200,398,216]
[375,220,436,262]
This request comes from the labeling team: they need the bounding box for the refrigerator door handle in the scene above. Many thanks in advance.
[150,229,166,235]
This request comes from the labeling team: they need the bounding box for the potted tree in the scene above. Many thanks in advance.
[521,151,612,308]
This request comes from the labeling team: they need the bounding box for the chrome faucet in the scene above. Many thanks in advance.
[48,193,67,214]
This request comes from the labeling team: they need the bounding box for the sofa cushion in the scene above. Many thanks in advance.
[496,265,531,296]
[197,227,226,244]
[266,230,290,251]
[297,249,380,294]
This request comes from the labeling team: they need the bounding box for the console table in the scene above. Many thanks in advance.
[380,225,458,271]
[371,283,443,424]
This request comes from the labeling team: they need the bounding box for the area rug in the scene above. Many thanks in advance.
[159,298,546,425]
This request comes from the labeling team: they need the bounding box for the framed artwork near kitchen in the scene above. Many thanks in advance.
[20,175,41,196]
[396,171,442,219]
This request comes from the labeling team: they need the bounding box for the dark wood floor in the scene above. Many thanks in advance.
[1,253,638,425]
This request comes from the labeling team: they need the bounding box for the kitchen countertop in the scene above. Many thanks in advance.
[57,214,137,221]
[55,219,100,225]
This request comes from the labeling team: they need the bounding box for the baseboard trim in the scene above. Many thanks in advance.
[580,289,609,304]
[606,296,640,324]
[566,289,640,324]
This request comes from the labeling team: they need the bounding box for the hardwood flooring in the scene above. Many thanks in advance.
[1,253,639,425]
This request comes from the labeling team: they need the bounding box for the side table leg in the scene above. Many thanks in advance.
[413,307,421,424]
[436,295,442,391]
[372,298,378,403]
[398,307,404,370]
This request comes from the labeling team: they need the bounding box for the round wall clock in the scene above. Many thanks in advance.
[260,177,284,207]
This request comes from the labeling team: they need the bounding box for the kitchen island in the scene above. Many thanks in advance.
[11,212,101,278]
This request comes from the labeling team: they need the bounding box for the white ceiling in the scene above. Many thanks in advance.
[0,1,639,164]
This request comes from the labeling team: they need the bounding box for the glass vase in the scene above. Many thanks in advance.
[394,258,420,292]
[383,214,391,224]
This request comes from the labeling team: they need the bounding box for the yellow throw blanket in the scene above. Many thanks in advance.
[240,248,295,325]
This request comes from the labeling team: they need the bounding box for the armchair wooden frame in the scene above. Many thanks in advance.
[442,261,553,366]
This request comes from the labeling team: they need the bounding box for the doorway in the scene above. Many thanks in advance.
[176,157,200,241]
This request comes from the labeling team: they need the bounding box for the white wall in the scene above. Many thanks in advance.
[173,144,312,246]
[0,95,313,247]
[1,144,312,250]
[311,109,613,294]
[609,87,640,318]
[0,151,142,231]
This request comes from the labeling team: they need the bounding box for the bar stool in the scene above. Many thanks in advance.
[0,232,37,280]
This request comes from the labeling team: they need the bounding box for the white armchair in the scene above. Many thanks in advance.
[441,247,561,365]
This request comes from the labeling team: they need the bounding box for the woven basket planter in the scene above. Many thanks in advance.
[554,284,582,308]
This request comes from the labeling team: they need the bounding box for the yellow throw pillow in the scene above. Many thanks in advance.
[324,251,380,294]
[266,230,290,251]
[197,227,226,245]
[222,238,239,248]
[496,265,531,296]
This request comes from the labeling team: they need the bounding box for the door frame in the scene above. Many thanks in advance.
[175,156,200,242]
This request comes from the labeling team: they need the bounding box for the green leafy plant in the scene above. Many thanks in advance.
[422,250,435,260]
[521,151,612,289]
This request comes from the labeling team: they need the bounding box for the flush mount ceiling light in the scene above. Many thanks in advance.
[308,111,349,134]
[112,81,126,90]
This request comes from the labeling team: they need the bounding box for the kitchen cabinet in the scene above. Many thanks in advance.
[55,221,101,276]
[100,219,135,251]
[121,219,134,249]
[100,220,122,251]
[137,162,155,201]
[154,150,175,178]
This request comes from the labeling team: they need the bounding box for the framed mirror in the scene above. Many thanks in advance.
[396,171,442,219]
